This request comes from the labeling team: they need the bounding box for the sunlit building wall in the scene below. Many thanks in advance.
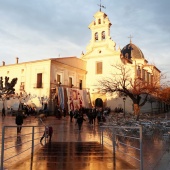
[0,57,87,112]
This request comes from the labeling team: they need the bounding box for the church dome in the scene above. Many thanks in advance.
[121,43,145,60]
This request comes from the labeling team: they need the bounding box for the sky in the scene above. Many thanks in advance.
[0,0,170,81]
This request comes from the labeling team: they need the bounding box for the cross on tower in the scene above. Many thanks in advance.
[128,35,133,43]
[98,0,106,11]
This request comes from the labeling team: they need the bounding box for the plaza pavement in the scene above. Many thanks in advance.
[0,112,170,170]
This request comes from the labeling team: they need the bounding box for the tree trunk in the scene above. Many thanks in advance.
[134,103,140,121]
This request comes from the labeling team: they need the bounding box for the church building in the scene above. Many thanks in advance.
[0,8,161,114]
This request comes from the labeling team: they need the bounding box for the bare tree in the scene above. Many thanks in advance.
[97,64,161,120]
[0,76,18,110]
[0,76,18,96]
[158,87,170,105]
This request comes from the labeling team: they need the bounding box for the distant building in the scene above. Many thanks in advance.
[0,10,161,114]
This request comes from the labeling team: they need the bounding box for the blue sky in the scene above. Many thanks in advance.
[0,0,170,80]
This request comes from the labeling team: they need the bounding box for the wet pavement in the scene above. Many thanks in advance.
[10,141,137,170]
[0,113,170,170]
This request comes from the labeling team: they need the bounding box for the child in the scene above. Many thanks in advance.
[40,125,53,144]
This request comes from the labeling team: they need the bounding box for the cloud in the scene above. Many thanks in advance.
[0,0,170,80]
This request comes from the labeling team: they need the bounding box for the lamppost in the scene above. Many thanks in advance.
[123,97,126,118]
[40,97,44,110]
[58,82,61,86]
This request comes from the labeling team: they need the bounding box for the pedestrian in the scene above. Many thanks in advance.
[40,125,53,144]
[15,112,23,133]
[63,108,67,117]
[76,114,86,131]
[73,108,79,119]
[2,107,6,117]
[70,109,74,122]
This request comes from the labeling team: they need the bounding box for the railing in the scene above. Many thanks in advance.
[100,125,143,170]
[0,125,45,170]
[1,122,143,170]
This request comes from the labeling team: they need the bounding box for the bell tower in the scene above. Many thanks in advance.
[81,8,117,59]
[89,11,112,43]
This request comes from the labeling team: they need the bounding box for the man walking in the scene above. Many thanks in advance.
[70,109,74,122]
[76,114,86,131]
[15,112,23,133]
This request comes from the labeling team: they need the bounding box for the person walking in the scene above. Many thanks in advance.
[40,125,53,144]
[2,107,6,117]
[76,114,86,131]
[63,108,67,117]
[70,109,74,122]
[15,112,23,133]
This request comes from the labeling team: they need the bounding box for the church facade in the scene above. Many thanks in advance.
[81,10,161,113]
[0,10,161,114]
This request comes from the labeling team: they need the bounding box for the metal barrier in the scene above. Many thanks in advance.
[100,125,143,170]
[0,125,45,170]
[1,123,143,170]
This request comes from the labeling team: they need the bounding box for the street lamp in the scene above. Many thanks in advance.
[123,97,126,118]
[58,82,61,86]
[41,97,44,109]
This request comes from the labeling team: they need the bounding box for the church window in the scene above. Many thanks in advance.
[95,32,98,41]
[20,82,25,91]
[37,73,42,88]
[57,74,61,84]
[145,71,147,82]
[69,77,73,88]
[79,80,82,90]
[147,72,150,84]
[137,66,141,78]
[21,69,24,73]
[101,31,105,40]
[96,62,103,74]
[98,19,101,24]
[148,73,152,84]
[142,69,145,81]
[151,75,153,85]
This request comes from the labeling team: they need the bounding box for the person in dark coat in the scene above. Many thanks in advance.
[2,107,5,117]
[70,109,74,122]
[15,112,23,133]
[76,114,86,131]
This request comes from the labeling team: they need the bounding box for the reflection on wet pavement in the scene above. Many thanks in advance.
[1,115,170,170]
[10,142,137,170]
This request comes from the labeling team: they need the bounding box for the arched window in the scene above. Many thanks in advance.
[101,31,105,40]
[137,66,141,78]
[98,19,101,24]
[95,32,98,41]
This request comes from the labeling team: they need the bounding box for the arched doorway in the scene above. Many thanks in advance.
[95,98,103,108]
